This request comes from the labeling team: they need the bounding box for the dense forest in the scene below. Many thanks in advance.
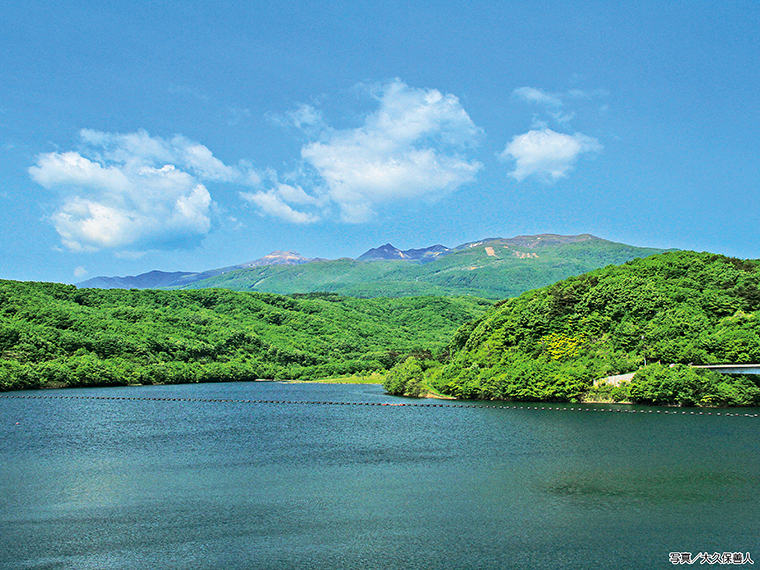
[0,281,491,391]
[7,251,760,406]
[385,251,760,407]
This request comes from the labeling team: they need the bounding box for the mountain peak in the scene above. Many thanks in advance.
[239,251,317,268]
[76,233,667,293]
[357,243,451,262]
[456,234,603,251]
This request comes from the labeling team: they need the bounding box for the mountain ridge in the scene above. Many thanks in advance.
[77,234,676,299]
[77,250,321,289]
[357,243,451,262]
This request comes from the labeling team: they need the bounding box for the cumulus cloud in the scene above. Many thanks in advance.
[499,128,602,183]
[241,183,322,224]
[77,129,246,183]
[29,130,254,252]
[288,79,483,223]
[244,80,482,224]
[505,86,608,182]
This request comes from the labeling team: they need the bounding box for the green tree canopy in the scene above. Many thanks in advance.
[428,251,760,406]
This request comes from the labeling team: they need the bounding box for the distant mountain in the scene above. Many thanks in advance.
[171,234,674,299]
[238,251,323,268]
[77,251,320,290]
[78,234,674,298]
[456,233,603,251]
[357,243,451,262]
[77,270,202,290]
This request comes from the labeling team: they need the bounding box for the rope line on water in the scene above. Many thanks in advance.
[1,394,758,418]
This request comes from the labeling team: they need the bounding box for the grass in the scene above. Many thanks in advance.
[290,372,386,384]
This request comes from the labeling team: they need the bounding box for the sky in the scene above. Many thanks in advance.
[1,0,759,284]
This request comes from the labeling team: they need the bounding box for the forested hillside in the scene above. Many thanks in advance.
[0,281,491,391]
[386,251,760,406]
[177,235,670,298]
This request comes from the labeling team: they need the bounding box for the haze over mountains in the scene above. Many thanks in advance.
[77,234,673,299]
[77,251,322,290]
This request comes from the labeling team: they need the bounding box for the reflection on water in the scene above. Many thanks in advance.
[1,382,758,570]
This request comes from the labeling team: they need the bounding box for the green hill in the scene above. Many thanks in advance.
[386,251,760,407]
[0,282,491,391]
[178,234,671,298]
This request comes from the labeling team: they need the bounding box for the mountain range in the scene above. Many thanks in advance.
[77,234,673,299]
[356,243,451,262]
[77,250,322,290]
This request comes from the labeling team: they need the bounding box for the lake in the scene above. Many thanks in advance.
[1,381,758,569]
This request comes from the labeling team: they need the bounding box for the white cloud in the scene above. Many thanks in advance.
[515,86,609,108]
[247,79,483,224]
[514,86,564,108]
[73,266,88,279]
[288,104,325,130]
[241,187,321,224]
[28,130,243,252]
[506,85,608,181]
[513,86,609,128]
[514,87,574,125]
[78,129,241,182]
[30,81,514,246]
[296,79,483,222]
[30,151,131,194]
[273,183,323,207]
[499,128,602,183]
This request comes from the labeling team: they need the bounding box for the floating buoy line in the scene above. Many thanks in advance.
[1,394,758,419]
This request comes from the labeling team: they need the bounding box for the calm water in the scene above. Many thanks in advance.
[1,382,758,570]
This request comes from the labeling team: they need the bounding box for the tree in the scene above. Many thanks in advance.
[383,357,425,396]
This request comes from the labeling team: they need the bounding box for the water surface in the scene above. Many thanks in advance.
[1,382,758,569]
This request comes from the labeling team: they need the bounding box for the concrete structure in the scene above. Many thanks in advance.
[595,364,760,386]
[692,364,760,374]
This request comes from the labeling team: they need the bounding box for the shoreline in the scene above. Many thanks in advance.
[12,378,756,409]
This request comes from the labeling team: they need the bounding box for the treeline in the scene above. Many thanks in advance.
[0,281,491,391]
[385,251,760,406]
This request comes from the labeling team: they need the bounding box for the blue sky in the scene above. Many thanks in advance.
[1,0,758,283]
